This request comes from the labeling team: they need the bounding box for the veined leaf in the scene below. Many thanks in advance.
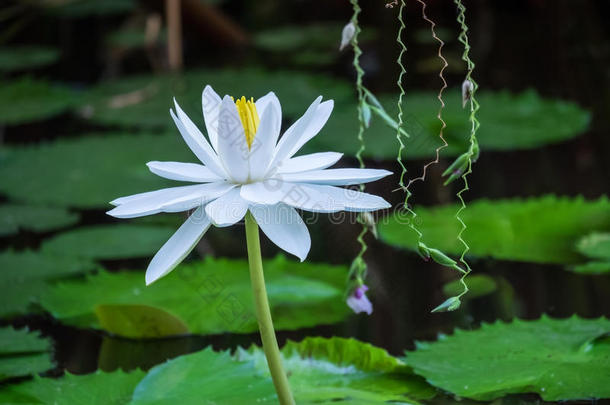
[404,316,610,401]
[378,195,610,264]
[40,256,350,337]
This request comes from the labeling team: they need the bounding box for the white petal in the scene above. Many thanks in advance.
[250,204,310,261]
[107,183,234,218]
[147,161,222,183]
[145,205,210,285]
[255,92,282,121]
[271,97,322,167]
[216,96,249,183]
[204,188,249,227]
[239,181,285,206]
[271,99,334,169]
[276,152,343,174]
[201,85,222,151]
[171,100,226,177]
[249,101,281,180]
[303,184,391,212]
[276,168,392,186]
[240,181,343,213]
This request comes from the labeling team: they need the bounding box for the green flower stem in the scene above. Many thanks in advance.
[244,211,295,405]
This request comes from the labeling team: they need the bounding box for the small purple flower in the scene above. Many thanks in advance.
[346,285,373,315]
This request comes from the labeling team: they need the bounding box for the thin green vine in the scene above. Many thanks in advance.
[347,0,369,290]
[449,0,481,302]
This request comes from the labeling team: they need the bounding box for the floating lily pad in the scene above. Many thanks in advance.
[0,204,79,236]
[379,196,610,264]
[41,224,175,260]
[0,77,80,125]
[0,327,53,381]
[312,89,590,159]
[0,337,432,404]
[83,69,353,129]
[132,337,433,404]
[0,249,95,317]
[0,132,192,208]
[0,369,145,404]
[40,256,350,337]
[0,46,59,72]
[404,316,610,401]
[571,261,610,274]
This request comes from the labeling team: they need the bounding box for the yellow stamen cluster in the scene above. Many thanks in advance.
[234,96,260,149]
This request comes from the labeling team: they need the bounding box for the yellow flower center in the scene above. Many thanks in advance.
[234,96,260,149]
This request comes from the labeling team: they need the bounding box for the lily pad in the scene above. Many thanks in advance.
[0,132,192,208]
[311,89,590,159]
[0,77,79,125]
[0,204,79,236]
[0,337,431,404]
[378,195,610,264]
[0,369,145,404]
[132,337,433,404]
[0,249,95,317]
[404,316,610,401]
[0,46,59,72]
[41,224,175,260]
[0,327,53,381]
[83,69,353,129]
[40,256,350,337]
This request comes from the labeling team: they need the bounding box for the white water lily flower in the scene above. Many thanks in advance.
[107,85,392,285]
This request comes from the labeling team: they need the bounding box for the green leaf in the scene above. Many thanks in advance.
[0,327,53,381]
[0,46,59,72]
[0,204,79,236]
[404,316,610,401]
[379,195,610,264]
[0,77,79,125]
[0,132,193,208]
[312,89,590,159]
[40,256,350,337]
[442,274,497,299]
[0,369,145,404]
[576,232,610,260]
[41,224,175,260]
[131,337,433,404]
[0,249,95,317]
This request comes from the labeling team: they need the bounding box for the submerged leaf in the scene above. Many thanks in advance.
[40,256,350,336]
[379,195,610,265]
[404,316,610,401]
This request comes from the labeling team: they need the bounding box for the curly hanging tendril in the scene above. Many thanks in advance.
[348,0,369,289]
[450,0,481,302]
